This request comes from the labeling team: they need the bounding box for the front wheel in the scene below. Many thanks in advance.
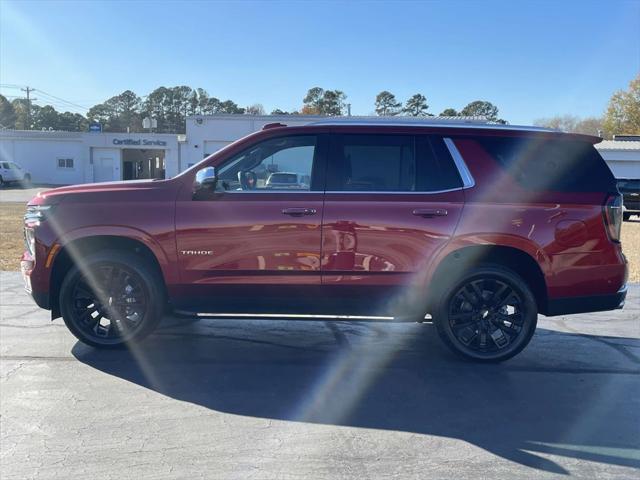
[59,251,165,348]
[433,265,538,362]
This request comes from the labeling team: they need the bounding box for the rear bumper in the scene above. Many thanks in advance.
[545,285,627,316]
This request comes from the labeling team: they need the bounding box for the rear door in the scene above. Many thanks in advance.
[321,132,465,295]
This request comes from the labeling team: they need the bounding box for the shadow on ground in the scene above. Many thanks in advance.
[73,318,640,476]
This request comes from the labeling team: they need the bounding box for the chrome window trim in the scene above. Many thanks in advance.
[218,189,317,194]
[443,137,475,189]
[324,188,462,195]
[218,189,464,195]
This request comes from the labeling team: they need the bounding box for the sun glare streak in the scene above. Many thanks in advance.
[43,213,166,392]
[293,321,412,425]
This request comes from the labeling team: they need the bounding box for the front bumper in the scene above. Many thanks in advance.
[545,285,627,316]
[21,253,50,310]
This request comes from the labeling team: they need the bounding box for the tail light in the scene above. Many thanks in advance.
[603,194,623,242]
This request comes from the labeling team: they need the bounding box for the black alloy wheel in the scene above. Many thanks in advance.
[435,266,537,362]
[60,251,164,348]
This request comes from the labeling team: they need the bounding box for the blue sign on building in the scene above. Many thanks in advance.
[89,123,102,133]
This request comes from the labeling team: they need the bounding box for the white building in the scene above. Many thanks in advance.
[1,116,638,185]
[0,130,180,185]
[595,136,640,179]
[179,114,324,170]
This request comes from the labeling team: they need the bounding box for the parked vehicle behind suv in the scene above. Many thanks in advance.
[21,120,627,361]
[0,161,31,187]
[618,178,640,221]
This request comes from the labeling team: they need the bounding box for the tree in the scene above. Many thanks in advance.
[461,100,499,120]
[271,109,290,115]
[11,99,31,130]
[0,94,16,128]
[303,87,325,114]
[245,104,265,115]
[32,105,60,130]
[218,100,245,114]
[402,94,430,116]
[57,111,88,132]
[322,90,346,116]
[575,117,604,136]
[302,87,347,115]
[375,91,402,116]
[603,74,640,136]
[534,115,604,136]
[88,89,142,132]
[439,108,459,117]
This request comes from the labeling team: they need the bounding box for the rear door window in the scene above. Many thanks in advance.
[472,136,616,192]
[327,134,462,192]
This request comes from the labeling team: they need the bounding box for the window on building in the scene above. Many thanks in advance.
[57,158,74,169]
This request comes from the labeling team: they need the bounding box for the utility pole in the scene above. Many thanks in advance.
[21,86,37,129]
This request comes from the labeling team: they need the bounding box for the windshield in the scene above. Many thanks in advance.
[618,179,640,191]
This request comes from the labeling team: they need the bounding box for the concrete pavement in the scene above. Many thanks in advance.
[1,271,639,479]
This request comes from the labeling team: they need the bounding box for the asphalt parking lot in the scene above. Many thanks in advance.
[1,271,639,479]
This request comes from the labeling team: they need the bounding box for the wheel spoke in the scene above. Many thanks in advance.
[70,263,148,343]
[449,275,529,355]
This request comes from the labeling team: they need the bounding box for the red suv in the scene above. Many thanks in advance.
[21,120,628,361]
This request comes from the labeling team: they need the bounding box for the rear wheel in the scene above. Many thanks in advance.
[59,251,164,348]
[433,265,537,362]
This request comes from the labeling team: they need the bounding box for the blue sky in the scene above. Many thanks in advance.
[1,0,638,124]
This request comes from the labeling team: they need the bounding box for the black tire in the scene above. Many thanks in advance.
[623,212,631,221]
[59,250,165,348]
[433,265,538,362]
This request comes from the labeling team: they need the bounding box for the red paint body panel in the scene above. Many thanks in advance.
[321,191,463,286]
[21,124,627,318]
[175,192,324,286]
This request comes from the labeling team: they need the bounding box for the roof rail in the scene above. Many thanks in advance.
[262,122,287,130]
[308,117,557,132]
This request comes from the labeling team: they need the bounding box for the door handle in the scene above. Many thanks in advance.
[412,208,448,217]
[282,207,317,216]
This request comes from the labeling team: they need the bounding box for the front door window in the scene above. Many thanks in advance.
[216,136,316,192]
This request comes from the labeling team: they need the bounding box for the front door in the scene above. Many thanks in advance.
[174,134,327,311]
[321,133,465,314]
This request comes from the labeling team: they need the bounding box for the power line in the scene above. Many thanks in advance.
[21,87,37,129]
[0,84,90,112]
[34,88,89,111]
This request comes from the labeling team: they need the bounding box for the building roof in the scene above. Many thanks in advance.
[596,140,640,151]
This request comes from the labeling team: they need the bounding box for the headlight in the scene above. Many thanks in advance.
[24,205,54,225]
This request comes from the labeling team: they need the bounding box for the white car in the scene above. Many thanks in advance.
[265,172,309,190]
[0,161,31,187]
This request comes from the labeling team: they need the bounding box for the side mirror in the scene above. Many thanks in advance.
[193,166,218,199]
